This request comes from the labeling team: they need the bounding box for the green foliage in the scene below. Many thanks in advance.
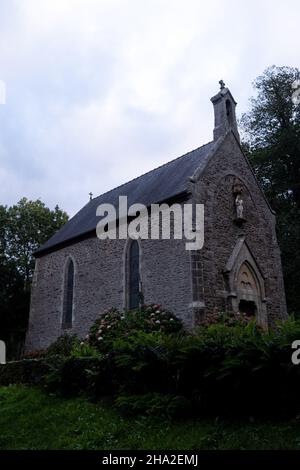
[41,335,111,397]
[0,198,68,359]
[2,385,300,449]
[45,334,80,358]
[71,341,100,358]
[196,310,254,327]
[165,319,300,417]
[42,314,300,419]
[43,356,104,397]
[103,317,300,417]
[241,65,300,313]
[115,393,192,418]
[241,66,300,154]
[3,198,68,287]
[87,304,183,353]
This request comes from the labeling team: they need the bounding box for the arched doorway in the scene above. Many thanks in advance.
[224,237,267,326]
[237,262,260,318]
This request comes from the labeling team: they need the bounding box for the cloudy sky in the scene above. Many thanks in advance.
[0,0,299,216]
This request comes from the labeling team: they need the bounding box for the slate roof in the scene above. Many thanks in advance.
[36,140,215,256]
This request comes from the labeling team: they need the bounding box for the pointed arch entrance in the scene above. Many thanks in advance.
[237,261,260,317]
[224,237,267,326]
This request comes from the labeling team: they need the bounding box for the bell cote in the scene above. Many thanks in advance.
[210,80,240,143]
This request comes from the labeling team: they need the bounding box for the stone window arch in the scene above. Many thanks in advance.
[125,239,141,310]
[62,257,75,329]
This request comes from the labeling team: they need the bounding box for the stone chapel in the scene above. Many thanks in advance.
[25,83,287,352]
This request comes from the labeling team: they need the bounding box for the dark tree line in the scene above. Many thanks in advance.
[241,65,300,314]
[0,198,68,358]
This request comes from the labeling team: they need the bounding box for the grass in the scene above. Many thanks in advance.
[0,385,300,450]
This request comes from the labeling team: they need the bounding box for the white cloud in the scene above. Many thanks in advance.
[0,0,299,215]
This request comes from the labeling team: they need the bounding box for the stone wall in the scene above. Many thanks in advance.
[190,131,287,326]
[25,228,192,352]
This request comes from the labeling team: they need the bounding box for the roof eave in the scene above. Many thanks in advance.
[34,190,190,258]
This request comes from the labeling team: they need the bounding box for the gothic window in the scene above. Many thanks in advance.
[63,258,74,328]
[237,263,259,300]
[128,240,140,310]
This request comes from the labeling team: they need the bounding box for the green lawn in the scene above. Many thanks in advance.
[0,385,300,450]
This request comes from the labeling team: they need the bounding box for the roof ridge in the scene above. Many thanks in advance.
[35,139,214,256]
[91,140,213,203]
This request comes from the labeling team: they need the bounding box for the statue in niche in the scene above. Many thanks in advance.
[235,194,244,219]
[232,178,246,224]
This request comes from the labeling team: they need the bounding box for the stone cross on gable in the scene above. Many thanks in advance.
[219,79,225,90]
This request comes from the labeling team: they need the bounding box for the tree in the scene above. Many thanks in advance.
[0,198,68,358]
[5,198,68,289]
[241,65,300,313]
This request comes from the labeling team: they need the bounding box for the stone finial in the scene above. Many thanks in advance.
[89,192,93,201]
[219,79,225,90]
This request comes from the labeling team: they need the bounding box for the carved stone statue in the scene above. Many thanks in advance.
[235,194,244,219]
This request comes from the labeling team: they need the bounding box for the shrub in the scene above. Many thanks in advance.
[40,310,300,419]
[198,310,253,327]
[71,342,100,358]
[87,304,183,353]
[45,334,80,358]
[43,356,105,397]
[102,316,300,417]
[171,318,300,417]
[111,331,176,395]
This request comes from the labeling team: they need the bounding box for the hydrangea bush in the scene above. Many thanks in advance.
[198,310,254,327]
[86,304,183,352]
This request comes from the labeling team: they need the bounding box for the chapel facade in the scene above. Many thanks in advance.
[25,83,287,352]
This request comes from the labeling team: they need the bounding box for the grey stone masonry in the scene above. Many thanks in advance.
[26,232,192,352]
[25,85,288,353]
[189,131,287,327]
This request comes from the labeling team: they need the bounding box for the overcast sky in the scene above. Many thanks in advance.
[0,0,299,216]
